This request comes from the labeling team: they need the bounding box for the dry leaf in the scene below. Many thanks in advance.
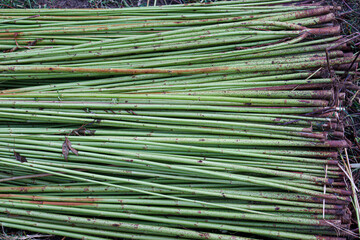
[65,137,78,156]
[14,151,27,163]
[62,140,69,161]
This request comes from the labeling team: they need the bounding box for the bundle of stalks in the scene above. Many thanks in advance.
[0,0,359,239]
[0,0,353,88]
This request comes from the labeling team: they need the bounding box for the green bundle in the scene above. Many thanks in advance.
[0,0,358,239]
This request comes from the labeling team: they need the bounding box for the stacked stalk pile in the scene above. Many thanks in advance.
[0,1,358,239]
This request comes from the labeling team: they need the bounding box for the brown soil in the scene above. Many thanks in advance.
[35,0,93,8]
[2,0,187,8]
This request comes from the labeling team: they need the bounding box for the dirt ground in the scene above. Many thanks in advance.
[328,0,360,51]
[1,0,189,8]
[36,0,96,8]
